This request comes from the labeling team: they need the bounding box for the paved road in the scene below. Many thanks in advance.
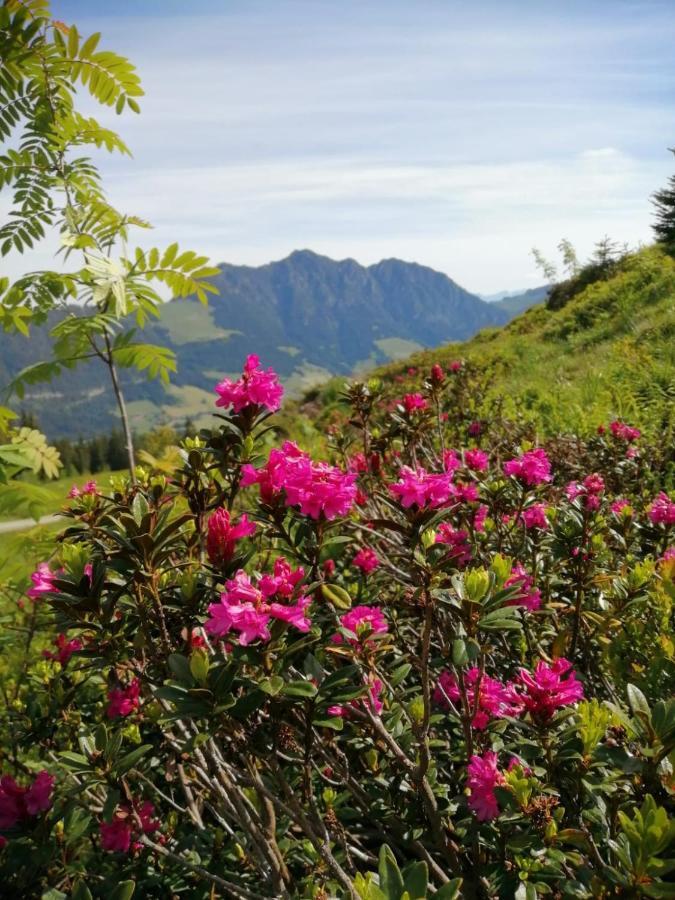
[0,514,61,535]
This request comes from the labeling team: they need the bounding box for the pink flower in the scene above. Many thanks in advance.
[402,393,428,413]
[443,449,461,474]
[503,449,551,486]
[269,595,312,632]
[323,559,336,577]
[389,466,455,510]
[521,504,548,530]
[436,523,472,566]
[0,771,55,829]
[243,442,357,520]
[611,498,631,515]
[347,452,368,473]
[649,492,675,526]
[505,564,541,611]
[42,633,82,666]
[450,360,463,372]
[468,420,482,437]
[100,818,131,853]
[206,571,270,645]
[215,354,283,414]
[433,667,523,729]
[333,605,388,646]
[464,449,489,472]
[259,557,305,598]
[26,563,60,601]
[610,420,641,442]
[517,659,584,723]
[352,547,380,574]
[106,679,141,719]
[474,504,488,533]
[467,751,504,821]
[100,800,159,854]
[430,363,445,384]
[206,508,256,566]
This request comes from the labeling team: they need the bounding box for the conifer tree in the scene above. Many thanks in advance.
[651,149,675,247]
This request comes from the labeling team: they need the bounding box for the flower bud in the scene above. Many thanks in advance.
[465,568,490,603]
[189,647,210,684]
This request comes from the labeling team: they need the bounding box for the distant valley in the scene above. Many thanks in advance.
[0,250,547,438]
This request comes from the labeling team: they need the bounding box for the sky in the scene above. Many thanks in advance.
[5,0,675,293]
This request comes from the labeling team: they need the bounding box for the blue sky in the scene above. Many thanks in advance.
[11,0,675,292]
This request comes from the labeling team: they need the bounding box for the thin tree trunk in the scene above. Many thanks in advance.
[104,334,136,477]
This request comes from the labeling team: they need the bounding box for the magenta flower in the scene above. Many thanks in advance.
[449,360,463,372]
[243,442,357,520]
[333,605,388,646]
[517,659,584,723]
[474,504,488,533]
[649,492,675,526]
[215,354,283,414]
[610,420,641,442]
[100,818,131,853]
[0,771,55,830]
[464,449,489,472]
[206,508,256,566]
[329,675,384,718]
[106,679,141,719]
[389,465,455,509]
[443,449,461,474]
[436,523,472,566]
[505,564,541,611]
[402,393,428,413]
[100,799,159,854]
[433,667,523,729]
[26,563,60,601]
[503,448,551,486]
[259,557,305,598]
[352,547,380,574]
[467,751,504,821]
[430,363,445,384]
[42,633,82,666]
[468,420,482,437]
[269,595,312,632]
[521,503,549,530]
[610,498,631,515]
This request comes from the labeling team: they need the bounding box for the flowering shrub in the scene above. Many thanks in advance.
[0,356,674,898]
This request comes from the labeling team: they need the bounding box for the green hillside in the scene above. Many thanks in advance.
[303,245,675,438]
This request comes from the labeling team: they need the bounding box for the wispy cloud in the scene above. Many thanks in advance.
[3,0,674,291]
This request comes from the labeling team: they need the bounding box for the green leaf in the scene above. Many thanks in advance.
[167,654,193,684]
[108,883,135,900]
[378,845,404,900]
[402,860,428,898]
[70,881,93,900]
[114,744,152,775]
[434,879,463,900]
[259,676,284,696]
[321,583,352,609]
[627,683,651,723]
[282,680,318,699]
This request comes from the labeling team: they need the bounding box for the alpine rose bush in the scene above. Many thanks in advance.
[1,356,674,899]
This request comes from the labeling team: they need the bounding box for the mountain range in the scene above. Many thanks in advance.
[0,250,546,438]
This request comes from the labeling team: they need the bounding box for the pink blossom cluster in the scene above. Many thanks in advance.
[0,771,55,835]
[26,563,60,601]
[464,449,489,472]
[206,507,256,566]
[430,363,445,384]
[433,667,523,730]
[609,420,641,442]
[332,605,388,647]
[242,441,357,520]
[402,392,428,413]
[467,751,504,821]
[107,678,141,719]
[505,564,542,611]
[42,633,82,666]
[214,354,284,414]
[100,799,160,854]
[610,498,631,516]
[566,473,605,510]
[521,503,549,530]
[436,523,472,566]
[516,658,584,723]
[352,547,380,574]
[206,561,310,645]
[68,480,98,499]
[503,448,552,486]
[649,492,675,526]
[389,465,455,509]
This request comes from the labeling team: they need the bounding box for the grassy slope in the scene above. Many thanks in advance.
[304,246,675,437]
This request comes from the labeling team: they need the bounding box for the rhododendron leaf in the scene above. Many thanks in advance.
[167,653,193,685]
[259,676,284,696]
[478,608,523,631]
[313,716,344,731]
[390,663,412,687]
[652,699,675,747]
[71,879,93,900]
[434,880,463,900]
[378,844,404,899]
[113,744,152,776]
[401,860,427,897]
[108,883,135,900]
[283,680,318,699]
[321,583,352,609]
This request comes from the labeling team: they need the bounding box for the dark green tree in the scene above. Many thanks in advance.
[651,149,675,247]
